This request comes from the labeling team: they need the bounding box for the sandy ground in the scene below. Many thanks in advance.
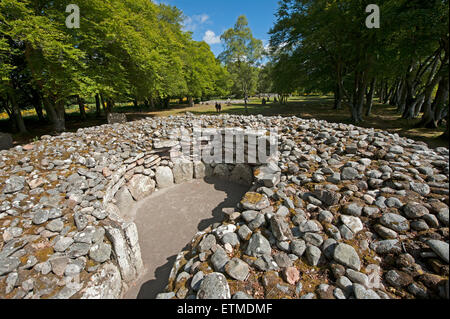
[122,177,248,299]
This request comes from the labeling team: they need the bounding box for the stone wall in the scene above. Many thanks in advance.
[0,113,449,299]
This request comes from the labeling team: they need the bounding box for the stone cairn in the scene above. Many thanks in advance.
[0,113,448,300]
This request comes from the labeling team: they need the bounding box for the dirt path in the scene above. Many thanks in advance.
[123,177,249,299]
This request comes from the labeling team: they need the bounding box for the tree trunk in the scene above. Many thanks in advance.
[442,114,449,139]
[413,95,425,118]
[365,78,376,116]
[106,98,114,114]
[334,84,342,110]
[163,97,170,109]
[95,94,102,117]
[351,70,367,123]
[2,99,17,132]
[100,94,107,115]
[133,98,138,108]
[188,96,194,108]
[44,97,66,132]
[150,97,154,109]
[31,90,45,122]
[390,80,401,106]
[8,89,27,134]
[77,95,87,120]
[419,76,449,128]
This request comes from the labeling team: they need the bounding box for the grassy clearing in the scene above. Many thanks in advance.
[1,95,447,149]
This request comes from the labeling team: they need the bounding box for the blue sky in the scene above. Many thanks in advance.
[158,0,280,56]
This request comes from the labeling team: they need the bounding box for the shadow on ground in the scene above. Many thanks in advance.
[132,177,249,299]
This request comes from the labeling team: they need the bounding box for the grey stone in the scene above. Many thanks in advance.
[155,166,174,188]
[403,202,429,219]
[305,245,321,266]
[385,197,403,208]
[127,174,155,201]
[197,272,231,299]
[353,283,381,299]
[333,243,361,271]
[371,239,402,255]
[427,240,449,263]
[246,233,271,257]
[46,219,64,232]
[423,214,440,228]
[230,164,253,186]
[156,292,176,299]
[173,161,194,184]
[411,220,429,231]
[270,215,293,241]
[49,256,70,276]
[80,263,122,299]
[242,210,259,223]
[73,211,88,231]
[255,164,281,187]
[343,203,363,217]
[65,263,82,276]
[290,239,306,257]
[32,210,49,225]
[303,233,324,247]
[341,167,359,180]
[211,247,229,272]
[5,272,18,294]
[340,215,363,234]
[3,176,26,194]
[374,224,398,239]
[225,258,249,281]
[437,209,449,226]
[198,234,217,252]
[191,271,204,291]
[380,213,410,232]
[299,220,321,233]
[241,193,270,211]
[410,182,430,196]
[89,243,112,263]
[346,269,369,287]
[232,292,254,299]
[237,225,252,241]
[0,132,13,151]
[114,186,135,213]
[273,252,293,268]
[54,237,74,252]
[312,190,341,206]
[67,243,91,258]
[0,257,20,276]
[222,233,240,247]
[384,270,413,288]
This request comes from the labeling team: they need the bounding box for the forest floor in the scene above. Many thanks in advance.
[1,95,448,149]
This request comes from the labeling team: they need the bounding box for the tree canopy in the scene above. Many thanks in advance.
[0,0,230,132]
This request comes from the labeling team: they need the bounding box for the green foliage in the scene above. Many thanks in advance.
[219,15,264,99]
[269,0,449,122]
[0,0,229,131]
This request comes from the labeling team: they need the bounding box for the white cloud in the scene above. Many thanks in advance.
[196,14,210,24]
[203,30,221,45]
[183,14,210,32]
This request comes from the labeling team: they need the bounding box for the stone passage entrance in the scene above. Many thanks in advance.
[123,177,248,299]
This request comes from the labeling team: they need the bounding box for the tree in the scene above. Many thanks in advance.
[269,0,449,126]
[219,15,264,111]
